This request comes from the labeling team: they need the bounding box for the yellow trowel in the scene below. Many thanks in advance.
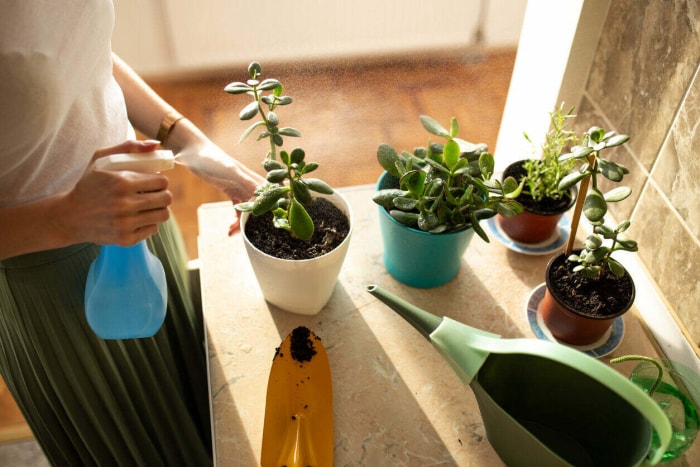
[261,326,333,467]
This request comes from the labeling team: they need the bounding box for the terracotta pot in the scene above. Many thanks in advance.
[497,160,575,244]
[541,251,635,346]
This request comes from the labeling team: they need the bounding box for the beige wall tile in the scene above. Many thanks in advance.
[631,183,700,343]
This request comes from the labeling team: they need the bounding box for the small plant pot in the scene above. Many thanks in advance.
[376,172,474,288]
[240,191,353,315]
[541,251,635,345]
[497,160,576,244]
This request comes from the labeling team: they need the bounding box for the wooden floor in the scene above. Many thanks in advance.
[150,48,517,259]
[0,48,516,444]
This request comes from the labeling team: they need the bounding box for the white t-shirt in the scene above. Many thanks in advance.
[0,0,133,208]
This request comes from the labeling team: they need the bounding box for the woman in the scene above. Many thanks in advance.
[0,1,262,464]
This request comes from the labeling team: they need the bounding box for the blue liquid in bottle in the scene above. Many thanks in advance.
[85,241,167,339]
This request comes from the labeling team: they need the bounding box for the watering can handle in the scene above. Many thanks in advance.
[430,317,672,465]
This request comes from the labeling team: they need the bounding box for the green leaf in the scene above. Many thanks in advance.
[583,188,607,223]
[299,162,317,174]
[616,238,638,251]
[234,201,254,212]
[420,115,450,138]
[290,148,305,163]
[263,159,284,171]
[280,150,290,165]
[443,140,460,171]
[377,144,401,177]
[390,210,420,228]
[266,168,288,183]
[239,101,259,121]
[393,196,418,211]
[251,186,290,215]
[289,198,314,241]
[607,258,626,277]
[604,134,630,148]
[401,170,426,196]
[599,158,627,182]
[449,117,459,138]
[258,78,281,90]
[303,178,334,195]
[238,121,267,144]
[470,213,490,242]
[291,180,312,204]
[372,189,407,208]
[224,82,252,94]
[585,234,603,249]
[278,127,301,137]
[478,152,495,178]
[558,171,588,191]
[604,186,632,202]
[248,61,262,78]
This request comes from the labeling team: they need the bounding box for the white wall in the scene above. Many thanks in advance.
[112,0,527,78]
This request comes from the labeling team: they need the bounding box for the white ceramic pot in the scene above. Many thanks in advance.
[240,191,353,315]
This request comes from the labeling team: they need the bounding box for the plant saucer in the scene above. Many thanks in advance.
[487,215,570,256]
[525,283,624,358]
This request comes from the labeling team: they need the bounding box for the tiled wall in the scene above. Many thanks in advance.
[575,0,700,348]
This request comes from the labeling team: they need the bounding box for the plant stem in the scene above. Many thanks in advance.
[610,355,664,396]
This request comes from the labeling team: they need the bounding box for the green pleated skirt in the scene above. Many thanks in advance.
[0,218,212,466]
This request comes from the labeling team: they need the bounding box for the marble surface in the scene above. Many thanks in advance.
[198,185,692,466]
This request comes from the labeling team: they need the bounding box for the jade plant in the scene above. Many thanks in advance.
[558,125,638,277]
[521,104,577,202]
[372,115,523,241]
[224,62,333,241]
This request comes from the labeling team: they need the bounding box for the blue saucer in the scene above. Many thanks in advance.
[525,283,624,358]
[487,215,570,255]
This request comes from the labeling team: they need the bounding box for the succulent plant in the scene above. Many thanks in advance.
[372,115,523,242]
[224,62,333,241]
[558,125,638,277]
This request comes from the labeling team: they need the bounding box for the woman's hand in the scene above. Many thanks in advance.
[61,140,173,246]
[174,140,265,234]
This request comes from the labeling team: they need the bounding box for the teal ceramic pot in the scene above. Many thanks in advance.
[376,172,474,288]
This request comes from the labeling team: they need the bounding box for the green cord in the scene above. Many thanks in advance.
[610,355,664,396]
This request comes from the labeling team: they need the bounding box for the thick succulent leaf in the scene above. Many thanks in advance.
[239,101,259,120]
[266,168,288,183]
[604,186,632,202]
[420,115,450,138]
[234,201,254,212]
[251,186,290,215]
[377,144,402,177]
[583,188,607,223]
[290,148,305,163]
[607,258,626,277]
[278,127,301,137]
[443,140,461,171]
[558,171,588,191]
[303,178,334,194]
[393,196,418,211]
[470,213,490,242]
[449,117,459,138]
[224,81,252,94]
[238,121,267,144]
[390,210,419,228]
[599,158,627,182]
[605,134,630,148]
[372,189,407,208]
[258,78,281,90]
[401,170,426,196]
[291,180,313,204]
[289,198,314,241]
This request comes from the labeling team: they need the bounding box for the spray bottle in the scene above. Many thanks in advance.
[84,150,175,339]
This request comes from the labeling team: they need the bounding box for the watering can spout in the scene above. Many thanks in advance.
[366,284,499,385]
[366,284,441,340]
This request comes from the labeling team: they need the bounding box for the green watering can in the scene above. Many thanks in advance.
[366,285,672,466]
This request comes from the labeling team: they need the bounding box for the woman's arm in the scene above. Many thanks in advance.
[0,140,171,260]
[112,54,264,206]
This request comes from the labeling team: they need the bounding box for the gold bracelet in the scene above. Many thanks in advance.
[156,110,185,146]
